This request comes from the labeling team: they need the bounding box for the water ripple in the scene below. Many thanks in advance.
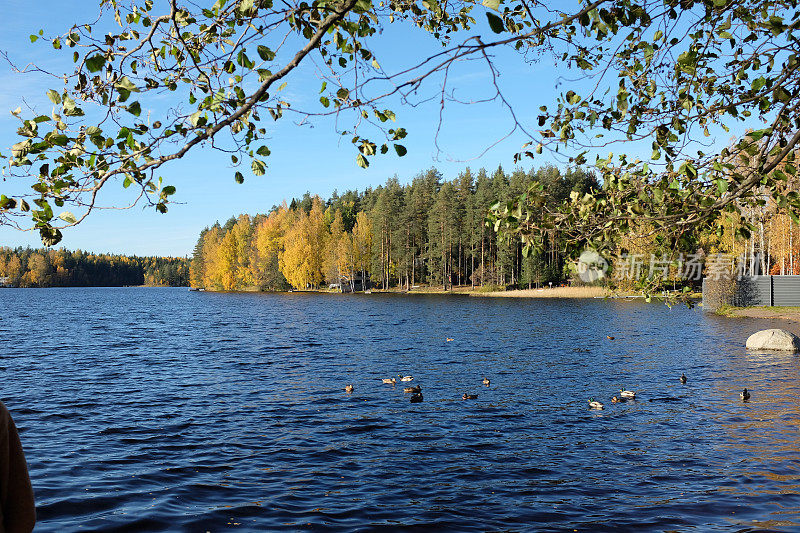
[2,288,800,530]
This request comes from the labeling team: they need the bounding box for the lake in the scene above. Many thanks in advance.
[3,287,800,531]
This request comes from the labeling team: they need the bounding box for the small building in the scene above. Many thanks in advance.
[340,272,370,293]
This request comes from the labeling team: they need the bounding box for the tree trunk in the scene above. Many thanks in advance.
[760,218,766,274]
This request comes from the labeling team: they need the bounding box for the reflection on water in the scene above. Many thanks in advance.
[2,288,800,531]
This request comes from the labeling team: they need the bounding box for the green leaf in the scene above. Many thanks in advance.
[565,90,580,104]
[256,145,271,156]
[39,226,63,247]
[234,171,244,184]
[237,0,254,14]
[486,12,504,33]
[482,0,500,10]
[161,185,176,196]
[127,101,142,117]
[58,211,77,224]
[356,153,369,168]
[46,90,62,104]
[85,54,106,73]
[115,76,139,93]
[257,45,275,61]
[747,128,771,141]
[251,159,266,176]
[394,144,407,157]
[0,196,17,210]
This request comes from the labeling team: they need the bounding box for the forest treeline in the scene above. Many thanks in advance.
[0,247,188,287]
[190,166,600,291]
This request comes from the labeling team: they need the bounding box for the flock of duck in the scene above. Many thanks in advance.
[344,375,490,403]
[588,373,752,410]
[342,335,754,408]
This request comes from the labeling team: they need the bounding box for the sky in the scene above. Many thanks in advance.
[0,1,741,257]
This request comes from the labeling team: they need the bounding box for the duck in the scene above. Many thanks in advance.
[606,335,615,340]
[619,388,636,400]
[403,385,421,393]
[741,388,750,401]
[482,377,491,386]
[463,393,478,400]
[410,392,423,403]
[381,378,396,385]
[399,375,414,382]
[611,396,620,403]
[446,338,454,342]
[680,373,687,384]
[588,398,604,410]
[345,384,354,393]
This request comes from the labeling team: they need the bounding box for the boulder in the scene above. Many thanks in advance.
[746,329,800,352]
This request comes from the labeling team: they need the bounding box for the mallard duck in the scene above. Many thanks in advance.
[345,384,354,393]
[611,396,620,403]
[606,335,615,340]
[403,385,421,393]
[620,388,636,400]
[446,338,454,342]
[482,377,491,386]
[680,373,687,384]
[463,393,478,400]
[382,378,396,384]
[741,388,750,401]
[588,398,604,409]
[410,392,423,403]
[399,375,414,382]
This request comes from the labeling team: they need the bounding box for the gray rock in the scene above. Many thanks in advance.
[746,329,800,352]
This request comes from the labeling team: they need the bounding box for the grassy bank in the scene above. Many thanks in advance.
[716,305,800,321]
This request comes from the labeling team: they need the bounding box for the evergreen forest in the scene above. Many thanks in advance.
[0,247,189,287]
[190,166,599,291]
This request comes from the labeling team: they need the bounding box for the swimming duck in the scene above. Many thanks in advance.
[345,384,354,393]
[482,377,491,386]
[611,396,620,403]
[382,378,396,385]
[680,373,687,384]
[410,392,423,403]
[446,338,454,342]
[399,375,414,382]
[588,398,604,410]
[741,388,750,401]
[620,388,636,400]
[403,385,421,393]
[606,335,615,340]
[463,393,478,400]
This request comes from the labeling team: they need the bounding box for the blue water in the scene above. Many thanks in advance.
[3,287,800,531]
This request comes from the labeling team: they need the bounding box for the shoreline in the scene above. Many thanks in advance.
[716,305,800,322]
[243,285,617,298]
[468,286,612,298]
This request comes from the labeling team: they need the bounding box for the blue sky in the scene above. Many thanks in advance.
[0,1,739,256]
